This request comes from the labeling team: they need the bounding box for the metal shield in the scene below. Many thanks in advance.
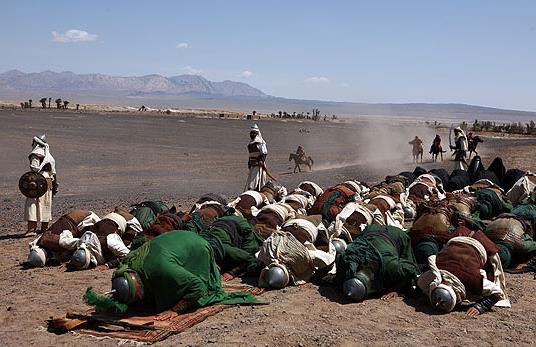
[19,171,48,198]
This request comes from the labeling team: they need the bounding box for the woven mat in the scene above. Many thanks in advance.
[48,283,264,343]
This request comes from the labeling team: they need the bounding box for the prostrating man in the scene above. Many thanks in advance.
[70,211,141,270]
[417,225,510,316]
[85,231,262,313]
[24,209,99,268]
[336,225,421,301]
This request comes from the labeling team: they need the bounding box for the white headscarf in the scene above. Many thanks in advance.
[250,124,268,154]
[30,135,56,174]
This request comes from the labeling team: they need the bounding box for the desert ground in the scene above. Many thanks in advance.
[1,109,536,346]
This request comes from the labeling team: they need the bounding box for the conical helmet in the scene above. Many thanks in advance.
[27,248,46,268]
[266,265,289,289]
[430,285,456,312]
[331,238,347,254]
[342,278,367,302]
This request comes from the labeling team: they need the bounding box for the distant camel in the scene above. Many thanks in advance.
[289,153,314,173]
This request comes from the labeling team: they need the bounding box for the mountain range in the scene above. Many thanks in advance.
[1,70,535,121]
[0,70,265,97]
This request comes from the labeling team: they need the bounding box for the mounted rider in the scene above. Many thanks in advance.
[296,145,307,162]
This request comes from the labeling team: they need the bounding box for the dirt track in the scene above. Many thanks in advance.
[1,109,536,346]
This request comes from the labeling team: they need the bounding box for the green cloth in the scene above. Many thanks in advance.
[336,225,421,291]
[114,231,263,311]
[512,203,536,231]
[474,189,512,220]
[496,241,513,268]
[414,237,440,265]
[521,233,536,255]
[496,234,536,269]
[183,211,208,233]
[207,215,263,273]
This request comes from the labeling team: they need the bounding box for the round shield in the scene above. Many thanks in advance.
[19,171,48,198]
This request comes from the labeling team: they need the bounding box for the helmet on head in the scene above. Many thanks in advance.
[112,271,144,304]
[342,278,367,302]
[70,247,91,270]
[430,285,456,312]
[265,265,289,289]
[32,134,47,146]
[27,247,46,267]
[331,238,347,254]
[403,206,415,219]
[250,124,260,132]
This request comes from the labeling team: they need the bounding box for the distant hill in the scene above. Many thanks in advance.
[0,70,266,97]
[1,70,535,121]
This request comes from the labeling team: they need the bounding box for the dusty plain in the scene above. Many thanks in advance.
[1,109,536,346]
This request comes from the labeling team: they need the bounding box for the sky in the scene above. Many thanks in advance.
[1,1,535,111]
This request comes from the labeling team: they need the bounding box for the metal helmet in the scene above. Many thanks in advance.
[403,207,415,219]
[112,276,131,303]
[342,278,367,302]
[266,265,289,289]
[430,286,456,312]
[70,248,90,270]
[331,238,347,254]
[112,272,144,304]
[32,134,47,145]
[27,248,46,268]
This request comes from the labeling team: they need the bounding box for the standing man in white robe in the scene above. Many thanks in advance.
[24,134,58,235]
[450,127,469,170]
[245,124,268,191]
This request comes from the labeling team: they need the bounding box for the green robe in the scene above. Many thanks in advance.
[474,189,512,220]
[114,231,261,311]
[336,225,421,291]
[207,215,264,273]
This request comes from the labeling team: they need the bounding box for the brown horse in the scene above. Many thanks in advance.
[289,153,314,173]
[468,136,484,158]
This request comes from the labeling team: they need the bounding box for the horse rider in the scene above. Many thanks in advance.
[429,134,444,161]
[450,127,469,170]
[245,124,269,191]
[296,145,307,162]
[467,132,474,149]
[409,136,423,162]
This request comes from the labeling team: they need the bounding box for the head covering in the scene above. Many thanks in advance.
[298,181,324,197]
[103,212,128,234]
[33,134,47,145]
[30,134,56,174]
[249,124,266,145]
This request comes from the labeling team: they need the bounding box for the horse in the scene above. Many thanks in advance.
[289,153,314,173]
[430,143,445,162]
[468,135,484,158]
[412,145,423,163]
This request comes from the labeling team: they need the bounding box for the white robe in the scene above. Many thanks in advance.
[24,145,55,222]
[245,132,268,191]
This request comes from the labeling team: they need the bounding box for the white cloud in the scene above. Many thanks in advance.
[52,29,97,43]
[176,42,189,49]
[340,82,350,87]
[182,66,203,75]
[240,70,253,78]
[305,76,329,83]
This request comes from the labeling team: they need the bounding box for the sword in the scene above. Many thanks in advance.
[260,162,278,181]
[448,124,453,151]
